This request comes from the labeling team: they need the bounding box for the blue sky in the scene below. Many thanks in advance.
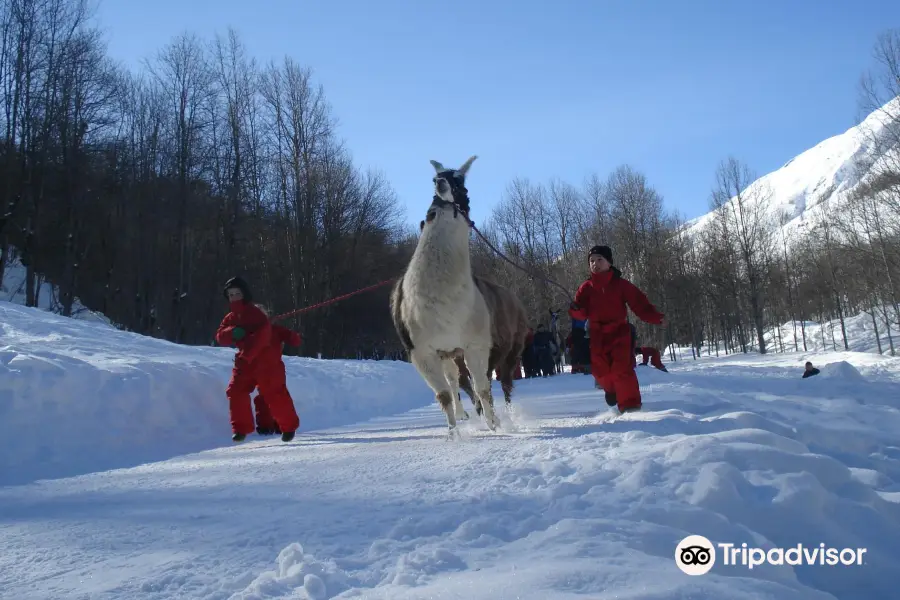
[94,0,900,229]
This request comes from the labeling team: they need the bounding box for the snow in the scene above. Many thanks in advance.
[3,301,900,600]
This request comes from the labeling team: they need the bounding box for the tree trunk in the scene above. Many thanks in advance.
[870,305,883,355]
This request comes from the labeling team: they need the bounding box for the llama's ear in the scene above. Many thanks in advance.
[430,160,445,173]
[457,155,478,177]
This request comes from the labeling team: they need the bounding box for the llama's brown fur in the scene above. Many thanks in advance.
[455,274,528,414]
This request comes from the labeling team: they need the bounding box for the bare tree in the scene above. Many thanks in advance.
[710,157,777,353]
[857,28,900,193]
[0,9,413,357]
[145,32,215,341]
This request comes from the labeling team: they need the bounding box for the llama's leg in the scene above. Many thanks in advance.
[454,356,474,418]
[411,350,459,432]
[467,348,500,431]
[500,342,524,405]
[458,372,480,415]
[441,354,468,422]
[453,394,469,420]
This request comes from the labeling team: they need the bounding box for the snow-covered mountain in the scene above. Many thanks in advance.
[685,97,900,243]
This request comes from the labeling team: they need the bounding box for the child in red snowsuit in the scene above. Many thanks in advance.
[568,246,665,413]
[216,277,301,442]
[253,324,303,435]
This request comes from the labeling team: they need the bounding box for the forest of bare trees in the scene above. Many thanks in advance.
[470,28,900,361]
[1,0,897,363]
[0,0,417,357]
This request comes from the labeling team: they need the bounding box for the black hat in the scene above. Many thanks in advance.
[223,276,253,303]
[589,245,613,263]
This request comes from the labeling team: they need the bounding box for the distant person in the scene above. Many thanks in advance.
[802,361,820,378]
[635,346,669,372]
[570,316,589,373]
[521,327,537,377]
[216,277,300,443]
[568,245,665,413]
[531,324,557,377]
[629,324,668,372]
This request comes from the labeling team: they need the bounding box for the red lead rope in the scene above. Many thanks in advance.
[270,278,398,323]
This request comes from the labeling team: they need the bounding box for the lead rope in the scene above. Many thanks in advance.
[458,208,575,304]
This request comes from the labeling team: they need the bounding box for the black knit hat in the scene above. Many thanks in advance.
[589,245,613,264]
[223,276,253,302]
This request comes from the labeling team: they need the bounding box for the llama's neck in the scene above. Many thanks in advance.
[408,219,472,288]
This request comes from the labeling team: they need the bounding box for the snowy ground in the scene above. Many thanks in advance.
[2,302,900,599]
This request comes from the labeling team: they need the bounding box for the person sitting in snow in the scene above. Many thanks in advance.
[252,323,303,436]
[568,245,665,413]
[802,361,820,378]
[215,277,300,443]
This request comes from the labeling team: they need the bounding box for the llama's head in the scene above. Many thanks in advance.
[424,155,477,225]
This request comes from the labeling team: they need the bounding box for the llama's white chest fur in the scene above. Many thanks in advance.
[400,214,489,349]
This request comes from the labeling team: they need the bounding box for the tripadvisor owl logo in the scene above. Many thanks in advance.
[675,535,715,575]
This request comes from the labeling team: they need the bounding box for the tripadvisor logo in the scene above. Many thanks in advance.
[675,535,867,575]
[676,535,716,575]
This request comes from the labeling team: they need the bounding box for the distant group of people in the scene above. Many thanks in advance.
[521,324,560,377]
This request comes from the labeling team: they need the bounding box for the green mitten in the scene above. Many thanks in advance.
[232,327,246,341]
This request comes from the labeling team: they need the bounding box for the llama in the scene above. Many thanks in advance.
[389,155,501,435]
[454,279,529,416]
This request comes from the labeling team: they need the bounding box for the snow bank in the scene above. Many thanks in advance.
[0,300,432,486]
[818,360,865,381]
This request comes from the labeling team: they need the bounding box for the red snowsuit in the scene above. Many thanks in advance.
[568,268,664,411]
[253,325,303,431]
[636,346,667,371]
[216,300,300,436]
